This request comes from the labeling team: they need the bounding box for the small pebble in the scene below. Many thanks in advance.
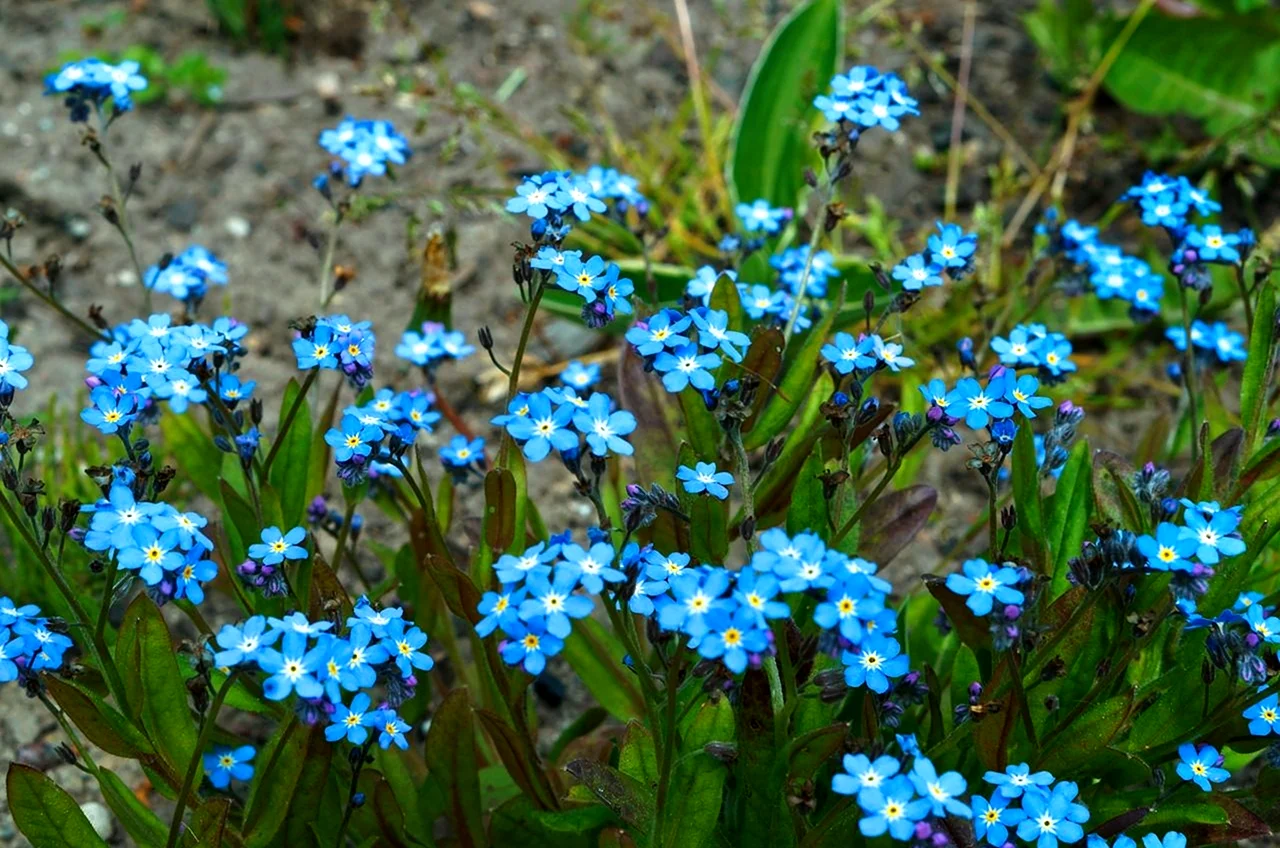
[225,216,252,239]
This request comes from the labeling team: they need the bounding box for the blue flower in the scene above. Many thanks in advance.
[81,386,137,435]
[373,710,411,750]
[691,309,751,363]
[1033,334,1077,377]
[627,570,668,616]
[476,586,525,637]
[440,435,485,470]
[947,377,1014,429]
[814,578,883,643]
[853,91,907,131]
[1244,692,1280,736]
[556,174,607,221]
[1205,322,1247,363]
[294,325,338,370]
[1245,604,1280,643]
[856,775,930,840]
[520,570,594,639]
[658,568,730,638]
[152,370,208,413]
[554,253,608,302]
[677,462,733,500]
[626,310,692,356]
[738,284,787,320]
[506,391,578,462]
[732,570,790,626]
[573,393,636,457]
[1175,742,1229,791]
[871,335,913,371]
[560,360,601,389]
[991,326,1038,366]
[1139,190,1188,229]
[927,222,977,269]
[972,794,1025,846]
[982,762,1054,799]
[832,753,901,801]
[1179,509,1245,564]
[1005,374,1052,417]
[909,757,970,817]
[1141,834,1187,848]
[203,745,255,789]
[842,634,908,693]
[117,524,183,586]
[892,253,944,290]
[258,631,326,701]
[1137,523,1197,572]
[685,266,733,304]
[175,553,217,604]
[822,332,875,374]
[645,549,691,581]
[380,619,434,678]
[213,616,279,667]
[0,629,27,682]
[499,617,563,675]
[736,199,789,234]
[561,541,626,594]
[1017,783,1087,848]
[494,541,558,586]
[0,339,34,391]
[698,605,768,673]
[248,526,308,565]
[653,344,721,393]
[326,693,376,744]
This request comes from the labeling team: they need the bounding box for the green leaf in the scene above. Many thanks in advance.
[160,412,222,500]
[728,0,844,207]
[43,676,153,759]
[1102,13,1280,166]
[5,764,108,848]
[1039,689,1135,773]
[115,594,196,775]
[679,387,722,461]
[242,718,315,847]
[563,759,653,839]
[1241,279,1277,456]
[269,377,314,527]
[278,723,338,847]
[218,478,259,567]
[744,297,839,451]
[488,795,616,847]
[95,768,168,847]
[483,468,518,552]
[857,485,937,566]
[1047,439,1092,596]
[561,618,645,722]
[1011,418,1047,571]
[662,695,735,848]
[190,798,232,847]
[709,271,747,334]
[786,447,828,536]
[424,689,486,847]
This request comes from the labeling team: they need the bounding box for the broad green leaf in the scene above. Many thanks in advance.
[425,689,486,847]
[189,799,232,847]
[218,478,259,567]
[488,795,615,847]
[561,618,645,722]
[563,759,652,839]
[679,387,722,461]
[43,675,153,759]
[709,270,747,334]
[269,377,314,527]
[662,695,735,848]
[1047,439,1092,596]
[279,723,338,847]
[1039,689,1135,773]
[160,412,222,501]
[483,467,518,552]
[115,594,196,774]
[618,721,659,789]
[786,447,828,536]
[6,764,108,848]
[751,371,832,518]
[732,669,793,848]
[96,768,167,847]
[744,298,839,451]
[1241,280,1277,457]
[728,0,844,207]
[1011,418,1047,571]
[1102,13,1280,166]
[242,717,307,846]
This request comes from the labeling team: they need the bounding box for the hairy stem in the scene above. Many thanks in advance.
[165,672,239,848]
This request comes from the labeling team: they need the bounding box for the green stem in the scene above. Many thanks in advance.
[262,368,319,476]
[0,252,106,340]
[165,672,239,848]
[500,282,546,465]
[94,557,119,654]
[653,642,684,831]
[986,473,999,560]
[317,209,342,309]
[333,738,375,848]
[782,196,828,345]
[1179,286,1201,464]
[729,427,755,554]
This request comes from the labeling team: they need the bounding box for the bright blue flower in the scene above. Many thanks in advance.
[248,526,308,565]
[927,222,977,269]
[560,360,600,389]
[677,462,733,500]
[909,757,970,816]
[842,634,908,693]
[494,542,558,585]
[1186,225,1241,263]
[476,586,525,637]
[554,253,608,303]
[117,524,184,586]
[822,332,875,375]
[203,745,255,789]
[856,775,930,840]
[1137,523,1197,572]
[698,605,768,673]
[0,339,34,391]
[174,553,217,604]
[380,618,434,678]
[732,570,790,626]
[892,253,944,290]
[1245,604,1280,644]
[520,570,594,639]
[739,284,787,320]
[373,710,411,750]
[326,693,376,744]
[918,378,953,412]
[573,393,636,457]
[1017,782,1087,848]
[1244,692,1280,736]
[653,344,721,393]
[947,377,1014,429]
[0,598,39,628]
[215,374,255,405]
[691,308,751,363]
[152,369,207,413]
[982,762,1054,799]
[685,266,734,304]
[991,326,1039,367]
[627,310,693,357]
[627,570,668,616]
[1205,321,1247,363]
[871,335,913,371]
[506,391,578,461]
[440,435,485,470]
[658,568,730,638]
[1176,742,1229,791]
[258,630,326,701]
[853,91,907,131]
[556,174,607,221]
[832,753,900,801]
[645,549,691,581]
[213,616,279,668]
[0,629,27,682]
[814,578,883,642]
[505,176,564,220]
[972,793,1025,846]
[80,386,137,435]
[1139,190,1188,229]
[1140,834,1186,848]
[736,199,789,234]
[294,324,338,370]
[561,541,626,593]
[775,533,834,593]
[330,623,388,690]
[1179,509,1245,564]
[267,612,334,637]
[1033,334,1077,377]
[1005,374,1052,417]
[499,617,563,675]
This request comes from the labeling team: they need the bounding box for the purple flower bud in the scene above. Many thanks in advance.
[926,405,945,423]
[1268,418,1280,438]
[968,681,983,699]
[1004,604,1022,620]
[914,822,934,840]
[988,364,1007,381]
[84,375,104,390]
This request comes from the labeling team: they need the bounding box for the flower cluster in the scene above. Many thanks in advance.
[0,597,74,684]
[324,386,443,486]
[317,117,411,188]
[210,601,428,749]
[45,57,147,121]
[533,246,635,327]
[990,323,1078,383]
[81,313,251,433]
[82,480,217,604]
[812,64,921,134]
[1136,499,1246,604]
[143,245,228,308]
[1043,214,1165,322]
[832,746,968,841]
[292,314,376,389]
[496,388,637,463]
[772,247,841,298]
[0,320,34,403]
[890,222,980,290]
[735,199,791,235]
[1165,319,1247,365]
[626,306,751,394]
[396,321,475,371]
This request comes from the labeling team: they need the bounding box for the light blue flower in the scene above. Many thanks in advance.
[677,462,733,500]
